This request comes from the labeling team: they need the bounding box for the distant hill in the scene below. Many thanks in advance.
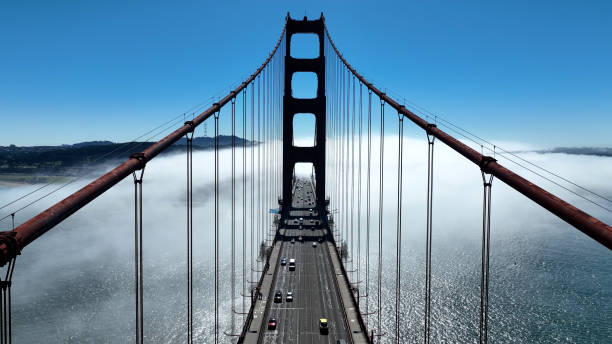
[0,136,253,176]
[538,147,612,157]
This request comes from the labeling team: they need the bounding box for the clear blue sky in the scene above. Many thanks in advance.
[1,0,610,147]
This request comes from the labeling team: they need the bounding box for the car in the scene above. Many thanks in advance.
[268,317,277,330]
[291,238,295,244]
[280,258,287,266]
[319,318,329,334]
[286,291,293,302]
[312,242,317,248]
[298,236,303,242]
[336,340,347,344]
[318,237,323,243]
[289,258,296,271]
[274,290,282,303]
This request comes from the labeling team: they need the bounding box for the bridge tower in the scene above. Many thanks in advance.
[282,14,326,213]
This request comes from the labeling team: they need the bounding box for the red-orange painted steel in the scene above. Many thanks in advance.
[0,26,287,266]
[325,26,612,251]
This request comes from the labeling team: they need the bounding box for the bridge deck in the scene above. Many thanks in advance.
[242,179,368,344]
[263,180,349,343]
[261,227,348,343]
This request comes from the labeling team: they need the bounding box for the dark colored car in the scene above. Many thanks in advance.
[280,258,287,266]
[319,318,329,334]
[268,317,277,330]
[274,290,282,303]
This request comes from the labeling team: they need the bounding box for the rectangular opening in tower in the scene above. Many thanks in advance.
[290,33,320,59]
[293,113,316,147]
[293,162,316,191]
[291,72,318,99]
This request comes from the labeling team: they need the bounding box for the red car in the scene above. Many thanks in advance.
[268,317,277,330]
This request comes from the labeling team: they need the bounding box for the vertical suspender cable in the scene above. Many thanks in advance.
[242,88,247,318]
[257,74,261,265]
[424,126,436,344]
[377,98,385,342]
[338,58,341,244]
[366,89,372,329]
[269,65,272,241]
[480,164,494,344]
[266,66,271,244]
[345,68,350,262]
[350,75,356,278]
[250,81,255,291]
[2,258,15,344]
[338,65,343,249]
[334,66,339,230]
[262,68,267,248]
[230,97,236,335]
[395,113,404,344]
[334,56,340,242]
[131,153,145,344]
[357,81,362,296]
[214,110,220,344]
[185,123,194,344]
[340,65,345,254]
[0,215,16,344]
[338,56,342,244]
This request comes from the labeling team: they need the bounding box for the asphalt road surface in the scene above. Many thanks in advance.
[261,180,350,344]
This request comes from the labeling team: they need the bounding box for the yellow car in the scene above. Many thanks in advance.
[319,318,329,334]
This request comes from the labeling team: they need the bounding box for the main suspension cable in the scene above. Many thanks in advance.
[391,93,612,208]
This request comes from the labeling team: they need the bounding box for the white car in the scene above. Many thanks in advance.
[286,291,293,302]
[312,242,317,248]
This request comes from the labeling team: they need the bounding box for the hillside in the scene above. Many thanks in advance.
[0,136,252,176]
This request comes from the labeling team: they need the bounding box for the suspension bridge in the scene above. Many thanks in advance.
[0,13,610,344]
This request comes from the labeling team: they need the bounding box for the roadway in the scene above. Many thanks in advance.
[260,180,350,344]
